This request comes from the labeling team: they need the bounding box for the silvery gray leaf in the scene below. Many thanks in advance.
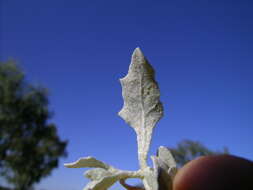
[157,146,177,169]
[64,157,110,169]
[150,147,178,190]
[85,168,111,180]
[83,174,120,190]
[119,48,163,168]
[64,48,177,190]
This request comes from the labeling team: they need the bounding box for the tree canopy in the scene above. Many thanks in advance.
[0,61,67,190]
[168,139,229,167]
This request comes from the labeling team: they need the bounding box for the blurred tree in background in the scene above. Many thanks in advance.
[0,61,67,190]
[168,139,229,167]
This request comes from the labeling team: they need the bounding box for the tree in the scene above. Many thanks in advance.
[0,60,67,190]
[168,139,229,167]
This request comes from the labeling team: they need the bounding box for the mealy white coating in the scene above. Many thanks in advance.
[119,47,163,169]
[64,48,175,190]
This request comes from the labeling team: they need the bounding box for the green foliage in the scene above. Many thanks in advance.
[168,139,229,167]
[0,60,67,190]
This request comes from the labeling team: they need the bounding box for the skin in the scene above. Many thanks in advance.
[173,155,253,190]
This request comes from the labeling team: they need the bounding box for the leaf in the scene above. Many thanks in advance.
[157,146,177,169]
[85,168,111,180]
[83,175,119,190]
[119,47,163,168]
[64,157,110,169]
[150,147,178,190]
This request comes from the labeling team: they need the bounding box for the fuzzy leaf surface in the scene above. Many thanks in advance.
[64,157,110,169]
[83,175,119,190]
[119,48,163,168]
[85,168,111,180]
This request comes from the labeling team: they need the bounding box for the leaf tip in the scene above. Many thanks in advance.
[64,163,73,168]
[133,47,144,58]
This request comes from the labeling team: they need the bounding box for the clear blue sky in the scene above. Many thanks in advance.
[1,0,253,190]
